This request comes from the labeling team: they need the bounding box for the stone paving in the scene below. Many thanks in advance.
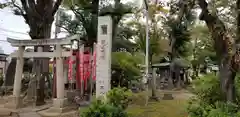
[0,97,52,117]
[0,103,49,117]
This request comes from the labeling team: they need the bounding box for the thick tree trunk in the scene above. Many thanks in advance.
[219,63,236,102]
[197,0,237,102]
[31,24,51,106]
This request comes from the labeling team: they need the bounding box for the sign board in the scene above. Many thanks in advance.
[96,16,112,97]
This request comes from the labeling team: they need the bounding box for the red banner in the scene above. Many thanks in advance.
[68,57,72,80]
[80,48,84,90]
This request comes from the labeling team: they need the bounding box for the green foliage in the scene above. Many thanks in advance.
[187,74,240,117]
[190,25,216,65]
[80,87,132,117]
[190,74,223,104]
[0,2,10,9]
[80,99,129,117]
[61,0,135,48]
[166,0,196,58]
[168,21,192,57]
[111,52,142,87]
[107,87,133,109]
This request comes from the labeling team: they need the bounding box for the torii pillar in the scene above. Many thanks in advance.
[5,46,25,109]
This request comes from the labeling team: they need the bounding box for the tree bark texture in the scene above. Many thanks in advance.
[16,0,63,106]
[197,0,240,102]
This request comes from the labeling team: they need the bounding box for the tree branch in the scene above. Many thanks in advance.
[20,0,29,14]
[51,0,63,16]
[197,0,216,23]
[71,8,87,29]
[11,0,28,23]
[56,24,70,33]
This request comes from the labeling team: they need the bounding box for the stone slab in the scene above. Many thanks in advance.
[52,98,68,109]
[0,108,12,116]
[38,110,78,117]
[162,93,174,100]
[4,96,23,109]
[38,105,78,117]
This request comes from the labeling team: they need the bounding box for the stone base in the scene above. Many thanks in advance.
[38,98,77,117]
[162,93,174,100]
[52,98,68,109]
[4,96,23,109]
[149,96,159,101]
[38,109,78,117]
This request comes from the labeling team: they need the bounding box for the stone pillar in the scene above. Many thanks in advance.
[51,44,67,112]
[5,46,25,109]
[152,68,157,96]
[63,63,68,84]
[96,16,112,98]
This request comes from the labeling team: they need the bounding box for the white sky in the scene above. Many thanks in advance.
[0,8,68,54]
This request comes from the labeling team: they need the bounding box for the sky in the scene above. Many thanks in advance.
[0,7,69,54]
[0,0,142,54]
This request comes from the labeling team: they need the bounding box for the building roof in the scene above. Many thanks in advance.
[0,47,4,54]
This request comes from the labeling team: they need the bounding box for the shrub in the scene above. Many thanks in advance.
[80,87,133,117]
[187,74,240,117]
[80,99,129,117]
[190,74,223,104]
[107,87,133,109]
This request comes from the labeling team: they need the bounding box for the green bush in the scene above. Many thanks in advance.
[80,87,132,117]
[80,99,129,117]
[187,74,240,117]
[190,74,223,104]
[107,87,133,109]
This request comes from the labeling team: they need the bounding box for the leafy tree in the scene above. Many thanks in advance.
[2,0,63,105]
[128,2,168,98]
[190,24,215,77]
[155,0,196,89]
[111,52,142,88]
[61,0,134,50]
[166,0,196,59]
[196,0,240,102]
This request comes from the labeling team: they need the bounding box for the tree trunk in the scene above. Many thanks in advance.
[176,70,181,89]
[31,24,51,106]
[197,0,238,102]
[218,60,236,102]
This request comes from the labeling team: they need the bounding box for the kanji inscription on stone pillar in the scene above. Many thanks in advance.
[96,16,112,98]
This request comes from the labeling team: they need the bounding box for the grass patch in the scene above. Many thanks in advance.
[79,90,190,117]
[127,91,189,117]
